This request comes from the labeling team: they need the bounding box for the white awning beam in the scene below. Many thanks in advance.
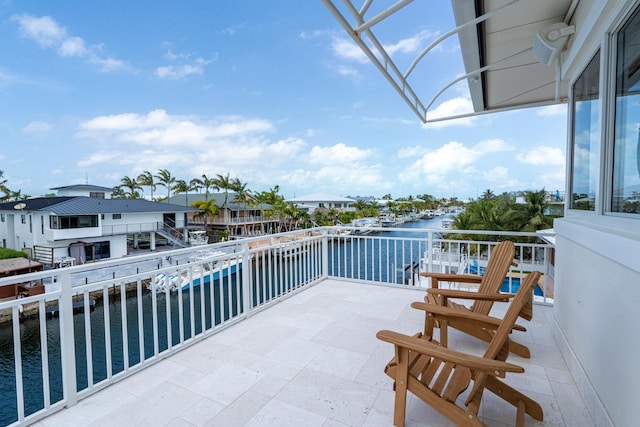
[321,0,560,124]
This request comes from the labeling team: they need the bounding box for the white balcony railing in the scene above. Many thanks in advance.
[0,226,554,426]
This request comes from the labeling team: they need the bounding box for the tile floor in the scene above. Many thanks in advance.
[35,279,593,426]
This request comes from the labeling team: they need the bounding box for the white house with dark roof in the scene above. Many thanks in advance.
[0,185,195,266]
[286,192,355,214]
[49,184,114,199]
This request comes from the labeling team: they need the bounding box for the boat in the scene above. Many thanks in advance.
[440,218,454,229]
[380,214,395,227]
[149,250,242,292]
[351,218,377,234]
[188,230,208,246]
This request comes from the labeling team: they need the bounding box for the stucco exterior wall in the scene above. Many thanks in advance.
[554,222,640,427]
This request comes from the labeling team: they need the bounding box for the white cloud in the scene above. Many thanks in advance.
[156,64,204,79]
[89,56,128,73]
[299,30,324,39]
[307,142,373,165]
[58,36,87,57]
[12,14,65,47]
[11,14,129,72]
[383,29,437,56]
[73,110,404,197]
[22,121,52,133]
[331,37,368,63]
[77,151,126,167]
[337,65,360,79]
[536,104,567,117]
[424,96,476,127]
[398,138,511,184]
[222,23,245,36]
[482,166,509,183]
[397,145,426,159]
[156,49,216,80]
[474,138,512,153]
[517,146,565,165]
[80,110,169,131]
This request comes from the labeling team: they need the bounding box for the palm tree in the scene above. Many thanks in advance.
[255,185,282,206]
[190,174,216,201]
[172,179,192,206]
[213,173,233,220]
[111,186,127,199]
[231,178,250,204]
[137,171,156,200]
[120,176,142,198]
[9,190,28,201]
[504,189,552,232]
[466,198,504,231]
[282,202,308,231]
[254,186,286,223]
[0,170,10,201]
[481,189,496,200]
[155,169,175,203]
[353,199,370,211]
[191,199,219,230]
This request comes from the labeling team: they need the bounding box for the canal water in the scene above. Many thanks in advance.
[0,216,447,426]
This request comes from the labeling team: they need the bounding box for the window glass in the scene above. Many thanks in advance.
[613,7,640,214]
[50,215,98,229]
[570,51,600,211]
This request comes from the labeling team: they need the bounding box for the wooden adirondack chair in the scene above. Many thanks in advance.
[417,240,533,358]
[377,271,543,427]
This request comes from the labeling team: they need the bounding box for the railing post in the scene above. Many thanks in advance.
[58,271,78,407]
[241,240,253,316]
[321,230,329,279]
[426,231,433,273]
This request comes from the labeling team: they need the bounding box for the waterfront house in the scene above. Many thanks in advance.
[287,192,356,214]
[167,192,279,237]
[323,0,640,425]
[0,185,195,266]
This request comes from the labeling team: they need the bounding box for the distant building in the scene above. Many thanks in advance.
[287,192,356,214]
[49,184,115,199]
[167,192,279,236]
[0,185,195,266]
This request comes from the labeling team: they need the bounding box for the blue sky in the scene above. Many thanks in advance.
[0,1,567,201]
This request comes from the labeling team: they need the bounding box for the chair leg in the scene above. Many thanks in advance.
[393,347,410,427]
[517,400,526,427]
[484,376,543,422]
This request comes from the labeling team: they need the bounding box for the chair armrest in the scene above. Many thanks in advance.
[410,301,527,332]
[427,288,514,301]
[419,272,483,284]
[376,330,524,376]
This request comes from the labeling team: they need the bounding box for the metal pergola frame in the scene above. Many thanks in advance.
[320,0,535,123]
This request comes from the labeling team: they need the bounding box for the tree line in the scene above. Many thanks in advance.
[450,189,556,244]
[0,170,30,201]
[1,168,557,234]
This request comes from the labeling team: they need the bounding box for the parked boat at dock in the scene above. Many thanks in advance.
[149,250,241,292]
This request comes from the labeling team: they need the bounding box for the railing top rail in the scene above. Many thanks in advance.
[0,226,555,288]
[324,225,555,239]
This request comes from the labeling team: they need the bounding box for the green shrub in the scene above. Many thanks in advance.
[0,247,28,260]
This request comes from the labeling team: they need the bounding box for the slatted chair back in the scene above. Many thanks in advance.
[470,240,515,315]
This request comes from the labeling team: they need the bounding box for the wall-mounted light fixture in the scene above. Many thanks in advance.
[533,22,575,66]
